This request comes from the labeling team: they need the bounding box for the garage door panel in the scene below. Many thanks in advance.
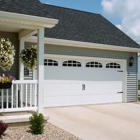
[94,95,104,103]
[47,83,60,93]
[60,95,72,106]
[113,94,122,102]
[45,68,60,80]
[44,83,48,92]
[46,93,60,97]
[94,82,104,91]
[44,96,60,107]
[84,95,94,104]
[94,91,104,95]
[105,71,122,81]
[83,69,103,81]
[72,82,83,92]
[84,92,94,95]
[84,82,94,92]
[73,92,83,96]
[104,82,114,91]
[60,68,83,80]
[44,92,60,96]
[72,95,83,105]
[104,94,113,103]
[59,70,73,80]
[60,92,72,96]
[60,82,71,92]
[113,82,122,92]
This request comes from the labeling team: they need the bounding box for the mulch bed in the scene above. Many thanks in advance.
[0,123,82,140]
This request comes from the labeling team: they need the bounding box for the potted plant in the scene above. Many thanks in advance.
[19,45,37,71]
[0,38,15,71]
[0,74,16,89]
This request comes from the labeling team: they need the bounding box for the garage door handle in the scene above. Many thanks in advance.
[117,92,123,93]
[82,84,85,90]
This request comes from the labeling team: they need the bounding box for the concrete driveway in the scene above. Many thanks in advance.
[44,103,140,140]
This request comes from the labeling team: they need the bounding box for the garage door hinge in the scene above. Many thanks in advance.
[117,70,123,72]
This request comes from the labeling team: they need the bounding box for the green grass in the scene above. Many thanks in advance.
[138,96,140,102]
[138,80,140,90]
[138,85,140,90]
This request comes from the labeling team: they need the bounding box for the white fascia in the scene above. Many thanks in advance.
[0,11,58,28]
[26,36,140,53]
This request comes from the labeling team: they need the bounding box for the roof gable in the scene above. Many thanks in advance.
[43,4,140,48]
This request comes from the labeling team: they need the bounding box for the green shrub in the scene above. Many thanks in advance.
[29,113,45,134]
[0,120,8,136]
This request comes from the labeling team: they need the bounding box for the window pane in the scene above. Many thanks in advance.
[54,63,58,66]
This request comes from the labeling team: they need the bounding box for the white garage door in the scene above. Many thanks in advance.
[44,57,123,107]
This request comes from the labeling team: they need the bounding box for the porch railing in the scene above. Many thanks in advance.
[0,80,38,112]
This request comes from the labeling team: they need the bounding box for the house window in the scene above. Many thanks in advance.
[106,63,121,68]
[86,62,102,68]
[24,68,29,76]
[44,59,58,66]
[63,60,81,67]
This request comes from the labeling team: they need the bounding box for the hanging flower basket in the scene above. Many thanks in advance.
[0,83,12,89]
[19,45,37,71]
[0,74,16,89]
[0,38,15,71]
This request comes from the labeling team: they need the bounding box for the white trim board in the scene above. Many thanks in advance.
[26,36,140,53]
[44,54,127,103]
[45,54,126,62]
[0,11,58,29]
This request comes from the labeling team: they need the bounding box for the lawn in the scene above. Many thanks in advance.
[138,96,140,102]
[138,80,140,90]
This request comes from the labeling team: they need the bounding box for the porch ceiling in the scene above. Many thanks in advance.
[0,25,22,33]
[0,11,58,40]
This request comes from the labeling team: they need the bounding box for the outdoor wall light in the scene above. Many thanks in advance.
[129,56,134,67]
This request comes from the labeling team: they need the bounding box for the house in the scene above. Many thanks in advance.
[0,0,140,113]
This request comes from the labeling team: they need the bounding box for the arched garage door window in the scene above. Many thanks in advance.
[86,62,102,68]
[44,59,58,66]
[63,60,81,67]
[106,63,120,68]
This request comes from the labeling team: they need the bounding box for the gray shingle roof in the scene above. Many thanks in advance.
[0,0,52,18]
[0,0,139,48]
[44,4,140,48]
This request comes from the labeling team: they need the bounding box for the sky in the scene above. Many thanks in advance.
[40,0,140,78]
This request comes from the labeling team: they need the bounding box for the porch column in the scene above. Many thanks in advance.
[37,28,44,114]
[19,39,24,80]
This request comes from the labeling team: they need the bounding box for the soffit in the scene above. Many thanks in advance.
[0,24,22,33]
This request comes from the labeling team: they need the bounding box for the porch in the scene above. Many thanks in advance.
[0,11,58,116]
[0,80,50,126]
[0,80,37,112]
